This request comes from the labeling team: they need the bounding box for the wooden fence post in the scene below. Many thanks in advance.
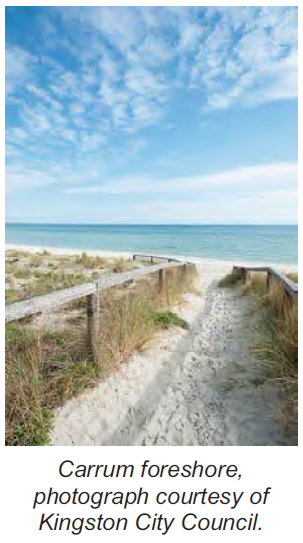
[181,263,187,288]
[158,269,164,295]
[241,268,247,283]
[266,272,272,292]
[284,288,294,308]
[87,291,100,362]
[232,266,241,279]
[165,268,172,303]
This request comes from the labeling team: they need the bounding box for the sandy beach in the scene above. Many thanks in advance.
[5,243,298,273]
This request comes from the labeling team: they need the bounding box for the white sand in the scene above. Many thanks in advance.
[51,263,289,446]
[5,243,133,260]
[5,242,298,272]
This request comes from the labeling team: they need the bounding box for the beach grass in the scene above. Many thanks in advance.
[5,255,196,446]
[246,274,297,426]
[220,270,298,436]
[218,272,242,288]
[110,257,139,273]
[75,251,107,269]
[151,309,189,330]
[5,250,140,304]
[5,324,97,446]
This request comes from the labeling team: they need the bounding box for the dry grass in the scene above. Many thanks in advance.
[86,266,195,372]
[218,272,242,288]
[110,257,138,273]
[75,252,107,269]
[287,272,298,283]
[5,324,97,445]
[5,264,196,446]
[6,271,91,303]
[218,269,298,439]
[5,251,145,304]
[241,273,298,436]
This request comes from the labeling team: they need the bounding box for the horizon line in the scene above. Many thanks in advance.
[5,222,298,227]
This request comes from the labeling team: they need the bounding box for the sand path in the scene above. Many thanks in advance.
[51,264,285,446]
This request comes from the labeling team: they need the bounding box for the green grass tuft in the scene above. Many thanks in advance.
[218,273,242,288]
[151,309,189,330]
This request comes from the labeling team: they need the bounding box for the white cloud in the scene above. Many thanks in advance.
[78,7,144,52]
[57,185,297,225]
[251,50,298,105]
[125,190,297,224]
[30,6,297,132]
[100,52,120,82]
[5,155,107,193]
[6,46,36,96]
[199,7,298,110]
[130,34,173,67]
[63,162,298,197]
[178,22,203,51]
[26,85,63,110]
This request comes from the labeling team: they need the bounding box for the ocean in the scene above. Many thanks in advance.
[5,223,298,265]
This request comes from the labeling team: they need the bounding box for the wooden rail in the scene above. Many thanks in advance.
[133,253,179,263]
[5,257,194,361]
[232,265,298,299]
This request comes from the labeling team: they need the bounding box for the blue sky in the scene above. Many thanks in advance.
[5,6,298,224]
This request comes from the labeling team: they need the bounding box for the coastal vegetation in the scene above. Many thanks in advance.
[5,250,195,445]
[218,272,242,288]
[5,250,139,304]
[219,270,298,438]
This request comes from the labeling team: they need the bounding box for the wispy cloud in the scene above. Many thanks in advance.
[190,7,298,110]
[124,190,297,224]
[6,46,37,96]
[63,162,298,196]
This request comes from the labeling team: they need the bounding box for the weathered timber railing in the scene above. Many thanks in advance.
[5,257,195,361]
[232,265,298,300]
[133,253,179,263]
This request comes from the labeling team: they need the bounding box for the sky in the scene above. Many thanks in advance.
[5,6,298,224]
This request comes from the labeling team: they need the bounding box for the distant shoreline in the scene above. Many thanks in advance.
[5,222,299,227]
[5,243,298,272]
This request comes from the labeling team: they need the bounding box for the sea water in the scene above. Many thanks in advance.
[5,224,298,265]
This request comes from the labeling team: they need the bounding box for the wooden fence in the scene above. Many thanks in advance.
[232,265,298,300]
[133,253,179,263]
[5,256,194,362]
